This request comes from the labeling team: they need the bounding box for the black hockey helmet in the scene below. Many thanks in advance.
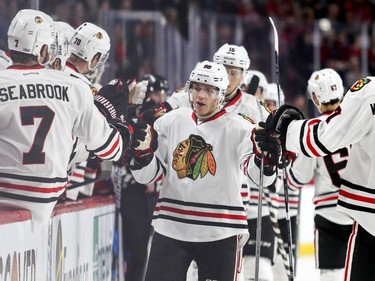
[142,73,169,95]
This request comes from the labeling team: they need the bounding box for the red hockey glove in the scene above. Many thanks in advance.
[128,121,158,169]
[140,101,172,125]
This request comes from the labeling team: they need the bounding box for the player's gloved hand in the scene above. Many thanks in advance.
[129,121,158,169]
[108,117,133,152]
[252,125,280,175]
[263,104,305,147]
[278,151,297,169]
[140,100,172,125]
[94,78,129,121]
[127,79,149,105]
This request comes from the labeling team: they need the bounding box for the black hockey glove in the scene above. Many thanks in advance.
[108,117,133,152]
[94,78,129,121]
[128,121,158,169]
[252,126,280,175]
[140,100,172,125]
[264,104,305,147]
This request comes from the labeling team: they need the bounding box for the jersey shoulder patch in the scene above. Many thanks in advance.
[237,113,255,124]
[260,100,272,113]
[350,77,371,92]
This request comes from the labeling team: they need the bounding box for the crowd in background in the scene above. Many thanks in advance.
[1,0,375,114]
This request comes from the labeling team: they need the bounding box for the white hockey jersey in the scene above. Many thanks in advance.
[64,63,99,199]
[131,107,276,242]
[286,112,352,225]
[0,65,122,223]
[168,88,271,219]
[286,76,375,234]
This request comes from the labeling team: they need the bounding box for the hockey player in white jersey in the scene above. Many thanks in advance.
[285,68,352,281]
[129,61,278,281]
[0,9,142,224]
[63,22,111,198]
[255,75,375,280]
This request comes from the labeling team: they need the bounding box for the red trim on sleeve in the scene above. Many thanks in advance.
[98,134,121,158]
[306,119,322,157]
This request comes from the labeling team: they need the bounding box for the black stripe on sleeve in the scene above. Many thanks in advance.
[312,124,332,155]
[90,128,118,154]
[299,120,310,157]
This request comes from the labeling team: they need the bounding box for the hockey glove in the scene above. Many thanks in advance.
[252,124,281,175]
[130,122,158,169]
[140,100,172,125]
[264,104,305,146]
[108,117,133,152]
[128,79,149,105]
[94,78,129,121]
[278,151,297,169]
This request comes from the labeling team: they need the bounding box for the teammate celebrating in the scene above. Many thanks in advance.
[255,73,375,280]
[285,68,352,281]
[130,61,278,281]
[0,9,138,224]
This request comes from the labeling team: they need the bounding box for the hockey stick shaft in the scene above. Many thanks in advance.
[269,16,295,280]
[254,155,264,281]
[262,187,291,276]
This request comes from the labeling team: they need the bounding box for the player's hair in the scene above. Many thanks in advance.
[9,50,38,64]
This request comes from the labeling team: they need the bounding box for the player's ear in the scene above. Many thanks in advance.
[39,45,49,65]
[52,58,62,70]
[90,53,101,70]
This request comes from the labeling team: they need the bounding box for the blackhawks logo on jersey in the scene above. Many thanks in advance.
[172,134,216,180]
[350,77,371,92]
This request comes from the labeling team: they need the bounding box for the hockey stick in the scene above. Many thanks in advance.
[254,155,264,281]
[263,184,291,277]
[269,16,295,280]
[111,164,126,281]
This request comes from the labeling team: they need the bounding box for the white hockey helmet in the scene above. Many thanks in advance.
[0,50,12,70]
[213,43,250,71]
[307,68,344,104]
[188,60,229,106]
[54,21,75,42]
[264,83,285,108]
[51,21,74,69]
[245,70,268,91]
[7,9,57,64]
[69,22,110,71]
